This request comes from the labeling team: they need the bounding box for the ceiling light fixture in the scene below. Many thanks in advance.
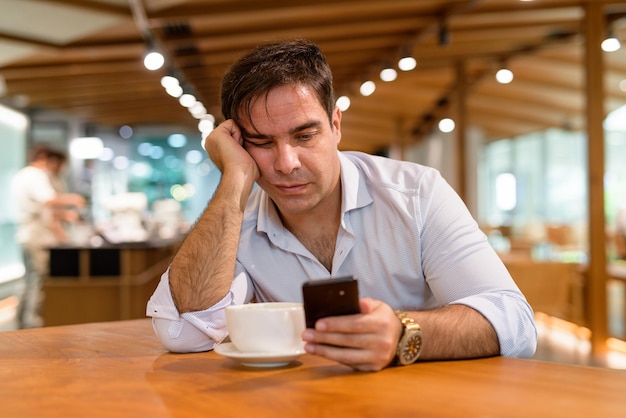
[198,114,216,136]
[602,32,621,52]
[160,75,179,89]
[336,95,351,111]
[360,80,376,96]
[398,55,417,71]
[189,102,207,119]
[165,84,183,98]
[144,50,164,71]
[380,67,397,82]
[438,118,455,133]
[179,93,197,108]
[495,63,514,84]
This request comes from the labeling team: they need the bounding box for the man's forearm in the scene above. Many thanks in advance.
[169,174,253,313]
[410,304,500,360]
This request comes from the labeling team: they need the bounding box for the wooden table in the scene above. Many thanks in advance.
[1,320,625,418]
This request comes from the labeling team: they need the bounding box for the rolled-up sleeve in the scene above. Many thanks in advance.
[146,267,251,353]
[452,291,537,358]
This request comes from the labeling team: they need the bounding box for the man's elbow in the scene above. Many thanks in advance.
[500,312,538,358]
[151,318,215,353]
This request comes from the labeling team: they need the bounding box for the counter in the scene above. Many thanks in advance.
[42,238,180,326]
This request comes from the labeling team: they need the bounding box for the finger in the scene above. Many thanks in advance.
[305,340,389,372]
[315,300,385,334]
[358,297,376,314]
[308,327,373,349]
[315,313,366,334]
[221,119,243,145]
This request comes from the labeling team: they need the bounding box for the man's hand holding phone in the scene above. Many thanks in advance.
[301,276,402,372]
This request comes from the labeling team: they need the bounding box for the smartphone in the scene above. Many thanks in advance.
[302,276,360,328]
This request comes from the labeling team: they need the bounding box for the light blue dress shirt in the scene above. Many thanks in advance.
[147,151,537,357]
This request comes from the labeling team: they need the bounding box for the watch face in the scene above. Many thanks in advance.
[400,333,422,364]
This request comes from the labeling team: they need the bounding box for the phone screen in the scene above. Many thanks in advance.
[302,276,360,328]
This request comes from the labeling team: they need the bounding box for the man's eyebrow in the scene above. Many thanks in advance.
[241,120,323,140]
[240,127,269,140]
[290,121,322,134]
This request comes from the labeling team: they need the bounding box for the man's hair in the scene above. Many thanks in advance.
[220,39,335,126]
[28,144,67,163]
[28,144,51,162]
[47,149,67,164]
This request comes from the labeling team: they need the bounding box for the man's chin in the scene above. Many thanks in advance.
[271,196,314,215]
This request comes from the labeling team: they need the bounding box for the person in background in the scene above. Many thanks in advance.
[45,149,76,240]
[147,39,537,371]
[10,145,85,328]
[46,149,69,193]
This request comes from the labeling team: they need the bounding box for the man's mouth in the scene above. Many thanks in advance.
[273,183,308,194]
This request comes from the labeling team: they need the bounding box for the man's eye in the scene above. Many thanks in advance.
[297,132,316,141]
[247,140,272,148]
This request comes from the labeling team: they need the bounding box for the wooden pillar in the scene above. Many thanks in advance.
[453,61,468,202]
[584,1,608,354]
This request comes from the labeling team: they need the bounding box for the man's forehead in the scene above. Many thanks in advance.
[237,86,326,136]
[239,115,323,139]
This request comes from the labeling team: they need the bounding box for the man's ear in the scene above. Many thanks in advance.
[332,106,342,144]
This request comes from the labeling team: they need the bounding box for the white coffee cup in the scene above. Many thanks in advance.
[225,302,305,354]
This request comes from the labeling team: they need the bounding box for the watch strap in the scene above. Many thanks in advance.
[393,310,423,366]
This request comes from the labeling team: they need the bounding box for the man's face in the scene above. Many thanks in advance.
[238,84,342,217]
[47,157,64,175]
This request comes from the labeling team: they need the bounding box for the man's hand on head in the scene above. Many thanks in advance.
[205,119,260,182]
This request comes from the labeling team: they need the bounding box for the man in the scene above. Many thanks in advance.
[148,39,536,371]
[11,145,85,328]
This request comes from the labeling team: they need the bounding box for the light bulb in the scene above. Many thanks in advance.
[360,81,376,96]
[380,68,397,82]
[398,56,417,71]
[496,68,514,84]
[438,118,455,133]
[160,75,179,89]
[144,51,164,71]
[602,37,621,52]
[179,93,196,108]
[336,96,351,111]
[166,84,183,98]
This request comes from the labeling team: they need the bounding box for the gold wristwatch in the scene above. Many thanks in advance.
[394,311,423,366]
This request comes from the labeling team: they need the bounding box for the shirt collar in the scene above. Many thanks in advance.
[257,151,373,235]
[338,151,373,213]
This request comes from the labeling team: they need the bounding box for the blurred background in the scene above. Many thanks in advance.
[0,0,625,366]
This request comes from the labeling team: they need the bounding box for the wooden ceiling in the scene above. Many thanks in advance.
[1,0,626,153]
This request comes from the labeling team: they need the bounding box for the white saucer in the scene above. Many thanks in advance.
[214,342,305,368]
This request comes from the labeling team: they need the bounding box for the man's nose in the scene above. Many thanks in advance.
[274,143,301,174]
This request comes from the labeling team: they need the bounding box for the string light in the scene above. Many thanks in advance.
[336,96,351,111]
[496,67,514,84]
[359,80,376,96]
[380,68,397,82]
[143,50,164,71]
[438,118,455,133]
[602,35,621,52]
[398,56,417,71]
